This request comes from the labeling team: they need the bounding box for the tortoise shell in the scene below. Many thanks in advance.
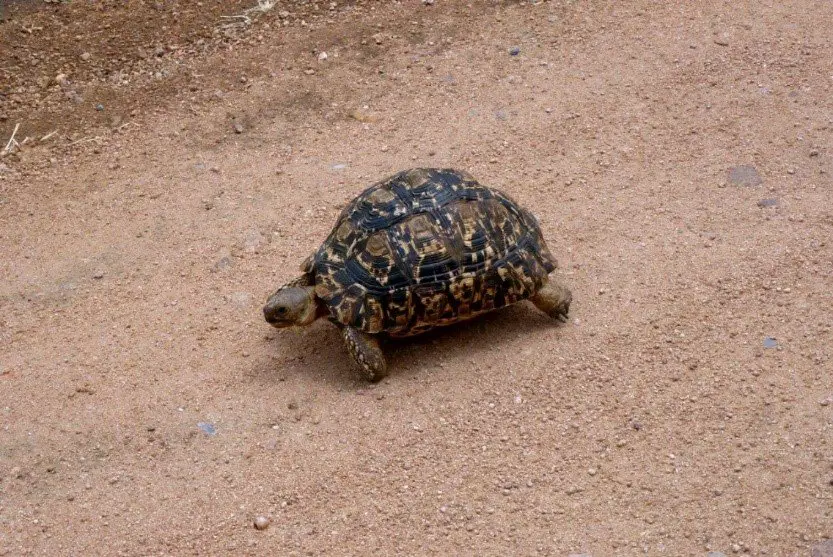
[306,168,556,337]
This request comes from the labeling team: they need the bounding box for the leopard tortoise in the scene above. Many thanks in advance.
[263,168,571,381]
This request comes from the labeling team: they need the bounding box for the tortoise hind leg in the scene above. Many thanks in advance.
[342,326,388,381]
[530,280,572,322]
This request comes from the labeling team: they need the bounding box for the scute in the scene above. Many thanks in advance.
[311,168,557,335]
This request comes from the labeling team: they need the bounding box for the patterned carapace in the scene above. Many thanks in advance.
[304,168,557,337]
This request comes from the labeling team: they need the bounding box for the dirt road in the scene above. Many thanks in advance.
[1,1,832,555]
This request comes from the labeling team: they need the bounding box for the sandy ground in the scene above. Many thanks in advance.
[1,1,832,555]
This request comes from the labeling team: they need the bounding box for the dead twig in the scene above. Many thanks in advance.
[116,122,140,133]
[40,130,58,143]
[220,14,252,26]
[243,0,276,17]
[64,123,138,149]
[67,136,104,147]
[220,0,275,31]
[2,123,20,155]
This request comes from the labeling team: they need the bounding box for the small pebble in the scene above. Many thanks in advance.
[197,422,217,436]
[80,52,91,61]
[95,104,104,111]
[233,122,244,134]
[757,198,778,208]
[92,271,105,279]
[253,516,271,530]
[509,46,521,56]
[763,337,777,349]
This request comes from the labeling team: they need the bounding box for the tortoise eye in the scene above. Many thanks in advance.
[277,307,288,315]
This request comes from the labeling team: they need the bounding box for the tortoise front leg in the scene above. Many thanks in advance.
[342,326,388,381]
[530,280,572,321]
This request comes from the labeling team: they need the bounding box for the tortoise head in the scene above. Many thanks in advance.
[263,285,320,328]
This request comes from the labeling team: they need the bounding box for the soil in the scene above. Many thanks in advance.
[1,1,832,555]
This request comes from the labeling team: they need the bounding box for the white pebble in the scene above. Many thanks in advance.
[254,515,271,530]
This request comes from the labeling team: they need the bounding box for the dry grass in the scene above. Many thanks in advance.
[1,123,20,156]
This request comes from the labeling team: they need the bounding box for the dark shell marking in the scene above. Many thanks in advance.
[311,168,556,337]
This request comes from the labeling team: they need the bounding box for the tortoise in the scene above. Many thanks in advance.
[263,168,571,380]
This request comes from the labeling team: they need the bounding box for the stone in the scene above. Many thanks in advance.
[254,515,271,530]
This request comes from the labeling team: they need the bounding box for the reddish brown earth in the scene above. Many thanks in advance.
[1,1,832,555]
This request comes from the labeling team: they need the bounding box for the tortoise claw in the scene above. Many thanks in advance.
[342,326,388,381]
[531,282,572,322]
